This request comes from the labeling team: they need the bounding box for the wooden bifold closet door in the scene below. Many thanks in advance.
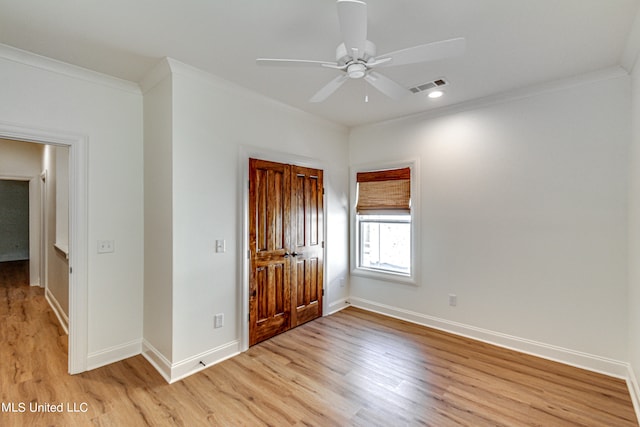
[249,158,324,346]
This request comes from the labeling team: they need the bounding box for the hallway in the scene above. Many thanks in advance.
[0,260,68,399]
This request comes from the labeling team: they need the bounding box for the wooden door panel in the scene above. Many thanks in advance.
[294,257,320,306]
[255,167,287,253]
[291,166,324,327]
[255,263,287,321]
[309,175,320,247]
[249,159,291,346]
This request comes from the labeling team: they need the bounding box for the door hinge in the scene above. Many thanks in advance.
[322,241,325,249]
[322,289,325,296]
[70,267,73,274]
[322,188,325,195]
[247,250,251,259]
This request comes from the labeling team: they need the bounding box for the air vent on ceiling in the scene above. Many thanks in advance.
[409,78,448,94]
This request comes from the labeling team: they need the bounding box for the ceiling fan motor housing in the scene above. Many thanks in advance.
[336,40,377,65]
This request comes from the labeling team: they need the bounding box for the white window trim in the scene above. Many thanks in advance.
[350,159,420,286]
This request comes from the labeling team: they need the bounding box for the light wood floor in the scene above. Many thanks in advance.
[1,260,638,426]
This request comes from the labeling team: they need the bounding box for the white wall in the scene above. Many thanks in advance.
[43,144,70,328]
[349,70,630,369]
[628,41,640,405]
[0,45,144,367]
[142,59,350,380]
[143,69,174,363]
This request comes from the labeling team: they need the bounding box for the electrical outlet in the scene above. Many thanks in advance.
[214,313,224,329]
[97,240,115,254]
[449,294,457,307]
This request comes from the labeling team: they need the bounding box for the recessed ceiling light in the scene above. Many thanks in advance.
[428,90,444,99]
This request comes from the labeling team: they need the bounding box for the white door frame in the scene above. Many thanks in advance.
[0,121,88,374]
[40,170,47,289]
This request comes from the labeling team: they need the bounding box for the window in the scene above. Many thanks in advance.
[359,214,411,275]
[353,165,415,280]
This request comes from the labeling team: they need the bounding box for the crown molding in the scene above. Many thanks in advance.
[622,4,640,72]
[139,57,172,94]
[160,57,347,132]
[0,43,141,95]
[360,66,629,129]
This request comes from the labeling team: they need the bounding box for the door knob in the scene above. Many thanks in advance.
[283,252,290,258]
[292,252,301,257]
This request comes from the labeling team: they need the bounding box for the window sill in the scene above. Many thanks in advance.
[351,267,417,286]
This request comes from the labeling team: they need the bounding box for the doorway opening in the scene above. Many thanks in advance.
[0,123,88,374]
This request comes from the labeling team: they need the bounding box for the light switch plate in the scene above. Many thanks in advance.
[215,239,226,253]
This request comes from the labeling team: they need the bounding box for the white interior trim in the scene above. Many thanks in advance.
[372,66,628,129]
[168,341,241,384]
[142,340,172,383]
[627,364,640,424]
[165,57,344,132]
[45,287,69,334]
[0,121,88,374]
[622,6,640,72]
[327,299,350,315]
[142,339,240,384]
[0,43,140,95]
[87,338,142,371]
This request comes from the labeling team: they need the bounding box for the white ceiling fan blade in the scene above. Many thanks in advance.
[256,58,339,68]
[375,37,466,67]
[364,71,410,99]
[310,74,349,103]
[337,0,367,59]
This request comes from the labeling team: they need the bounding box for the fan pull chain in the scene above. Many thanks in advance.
[364,79,369,103]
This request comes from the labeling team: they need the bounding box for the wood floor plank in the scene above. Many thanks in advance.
[1,261,637,426]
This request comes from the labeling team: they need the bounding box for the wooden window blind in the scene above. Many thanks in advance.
[356,167,411,214]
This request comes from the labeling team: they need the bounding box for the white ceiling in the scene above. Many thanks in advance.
[0,0,638,127]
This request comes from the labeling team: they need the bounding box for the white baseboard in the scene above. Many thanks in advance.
[143,339,241,384]
[142,340,172,383]
[627,365,640,424]
[349,296,630,379]
[45,288,69,335]
[326,299,350,315]
[87,339,143,371]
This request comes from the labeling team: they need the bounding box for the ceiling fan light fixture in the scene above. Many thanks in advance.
[347,63,367,79]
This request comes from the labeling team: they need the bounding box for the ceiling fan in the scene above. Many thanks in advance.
[256,0,466,103]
